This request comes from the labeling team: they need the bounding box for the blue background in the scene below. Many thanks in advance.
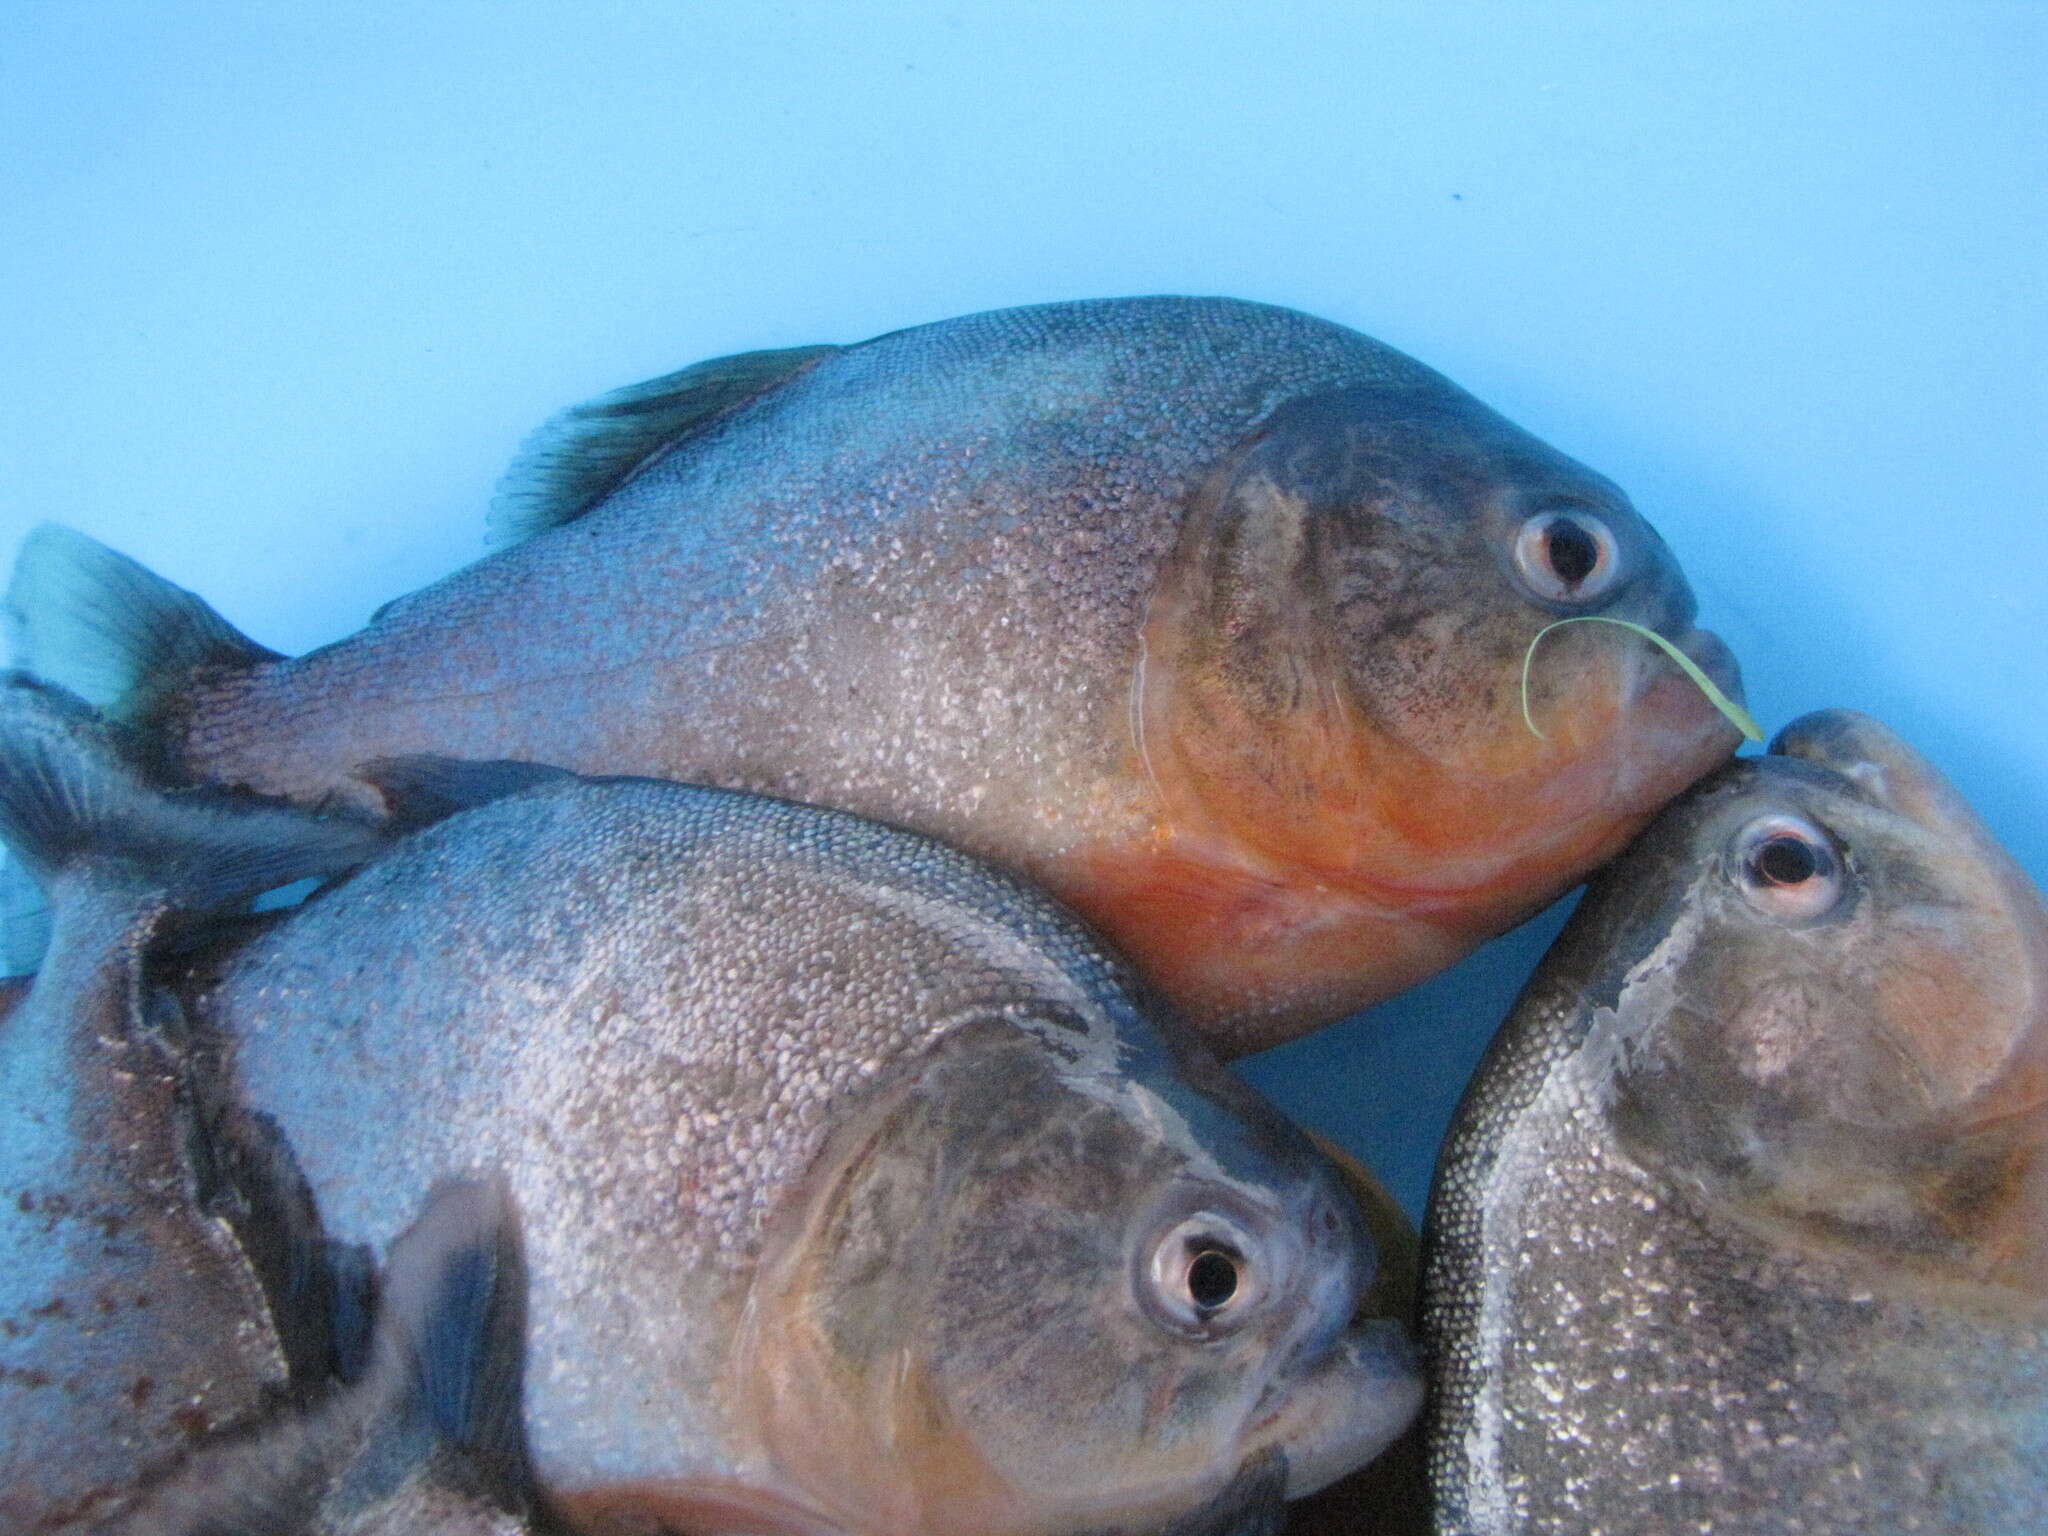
[5,2,2043,1215]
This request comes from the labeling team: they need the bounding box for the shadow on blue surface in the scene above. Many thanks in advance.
[1241,894,1578,1222]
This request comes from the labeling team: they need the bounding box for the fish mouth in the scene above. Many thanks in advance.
[1242,1317,1423,1499]
[1625,623,1744,722]
[1606,622,1746,802]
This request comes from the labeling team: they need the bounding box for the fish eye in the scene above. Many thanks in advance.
[1187,1247,1240,1308]
[1142,1214,1266,1338]
[1513,509,1620,604]
[1732,814,1845,922]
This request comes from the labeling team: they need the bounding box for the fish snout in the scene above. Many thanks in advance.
[1602,622,1747,804]
[1769,709,1963,830]
[1597,618,1744,729]
[1676,625,1744,704]
[1622,622,1745,716]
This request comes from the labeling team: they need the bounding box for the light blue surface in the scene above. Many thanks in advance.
[4,2,2042,1213]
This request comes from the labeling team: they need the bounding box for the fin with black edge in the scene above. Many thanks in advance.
[356,756,577,832]
[5,523,279,734]
[0,674,382,912]
[487,343,840,546]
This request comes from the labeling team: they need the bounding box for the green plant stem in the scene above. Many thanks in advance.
[1520,617,1763,743]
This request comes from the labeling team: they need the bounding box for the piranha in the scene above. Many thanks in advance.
[98,1177,571,1536]
[109,1175,1308,1536]
[7,296,1742,1051]
[0,680,381,1533]
[1424,710,2048,1534]
[0,699,1422,1535]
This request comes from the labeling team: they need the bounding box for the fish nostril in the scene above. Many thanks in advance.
[1767,710,1924,812]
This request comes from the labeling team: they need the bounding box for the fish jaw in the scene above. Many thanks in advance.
[1245,1318,1423,1500]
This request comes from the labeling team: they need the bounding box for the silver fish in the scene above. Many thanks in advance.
[65,742,1424,1535]
[1425,710,2048,1534]
[9,296,1741,1052]
[95,1177,567,1536]
[0,680,381,1533]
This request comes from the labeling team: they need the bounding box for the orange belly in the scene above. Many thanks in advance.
[1054,840,1517,1057]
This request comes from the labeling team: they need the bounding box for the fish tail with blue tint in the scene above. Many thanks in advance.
[0,671,380,915]
[5,523,278,738]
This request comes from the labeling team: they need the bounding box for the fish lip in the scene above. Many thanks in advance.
[1605,621,1746,804]
[1242,1317,1423,1499]
[1627,622,1745,712]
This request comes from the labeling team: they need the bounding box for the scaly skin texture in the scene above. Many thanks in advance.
[1425,712,2048,1534]
[96,1179,569,1536]
[156,297,1738,1052]
[182,770,1421,1536]
[0,903,288,1534]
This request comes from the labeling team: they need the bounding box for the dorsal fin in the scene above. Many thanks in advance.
[487,344,840,546]
[355,756,576,833]
[6,523,278,732]
[0,674,381,912]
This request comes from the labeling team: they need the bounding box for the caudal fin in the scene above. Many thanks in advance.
[0,674,379,913]
[5,523,276,733]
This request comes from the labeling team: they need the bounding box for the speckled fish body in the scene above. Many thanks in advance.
[165,757,1419,1536]
[99,1178,568,1536]
[12,296,1741,1051]
[0,682,381,1534]
[1425,711,2048,1534]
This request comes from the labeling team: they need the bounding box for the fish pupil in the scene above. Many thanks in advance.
[1187,1247,1239,1310]
[1754,835,1819,885]
[1546,519,1601,586]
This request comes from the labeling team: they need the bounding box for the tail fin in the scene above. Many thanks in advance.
[5,523,276,732]
[0,675,379,912]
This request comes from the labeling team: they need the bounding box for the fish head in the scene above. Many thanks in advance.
[734,1018,1421,1536]
[1560,709,2048,1300]
[1141,381,1741,959]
